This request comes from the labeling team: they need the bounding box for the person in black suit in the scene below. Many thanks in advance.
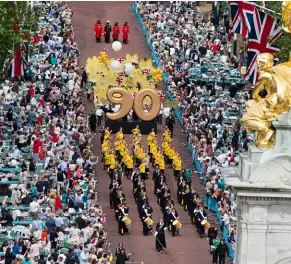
[141,201,153,236]
[169,207,179,237]
[104,21,112,43]
[166,113,175,137]
[118,203,129,235]
[195,206,208,238]
[155,218,167,252]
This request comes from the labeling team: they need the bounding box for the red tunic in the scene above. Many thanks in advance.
[112,25,120,39]
[122,25,129,40]
[94,23,103,38]
[55,196,62,211]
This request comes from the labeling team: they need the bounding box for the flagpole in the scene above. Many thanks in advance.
[213,1,218,27]
[233,33,237,56]
[251,2,280,15]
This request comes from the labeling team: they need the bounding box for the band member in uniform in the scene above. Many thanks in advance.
[118,202,129,235]
[177,176,184,204]
[136,189,148,219]
[141,201,153,236]
[94,20,103,43]
[112,22,120,41]
[122,22,129,44]
[109,178,118,209]
[195,205,208,238]
[155,218,167,252]
[189,189,200,222]
[169,207,180,237]
[115,189,125,220]
[153,165,160,194]
[181,184,191,212]
[104,21,112,43]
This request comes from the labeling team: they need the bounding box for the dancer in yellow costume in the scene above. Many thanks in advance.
[173,153,182,177]
[131,125,140,138]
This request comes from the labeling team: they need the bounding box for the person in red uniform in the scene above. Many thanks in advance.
[94,20,103,43]
[122,22,129,44]
[112,22,120,42]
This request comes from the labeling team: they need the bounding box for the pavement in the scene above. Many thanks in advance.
[71,2,216,264]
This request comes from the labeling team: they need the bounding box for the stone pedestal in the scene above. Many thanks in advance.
[221,113,291,264]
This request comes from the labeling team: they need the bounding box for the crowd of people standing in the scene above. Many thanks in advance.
[0,2,124,264]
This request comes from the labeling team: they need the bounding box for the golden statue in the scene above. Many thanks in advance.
[282,1,291,33]
[242,53,291,149]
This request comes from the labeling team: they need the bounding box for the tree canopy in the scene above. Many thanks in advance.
[0,2,35,72]
[264,1,291,62]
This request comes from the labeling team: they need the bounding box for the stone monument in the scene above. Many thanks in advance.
[220,3,291,259]
[222,111,291,264]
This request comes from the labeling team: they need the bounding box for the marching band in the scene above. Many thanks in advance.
[101,125,213,244]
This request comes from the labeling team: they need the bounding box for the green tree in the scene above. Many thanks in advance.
[0,2,35,74]
[263,1,291,62]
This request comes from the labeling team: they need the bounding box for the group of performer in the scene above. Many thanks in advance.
[103,128,131,235]
[148,129,183,238]
[176,172,210,238]
[94,20,129,43]
[100,125,186,252]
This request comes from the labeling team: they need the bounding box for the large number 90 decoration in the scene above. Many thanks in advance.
[106,87,161,121]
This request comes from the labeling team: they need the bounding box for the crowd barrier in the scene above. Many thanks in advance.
[132,2,235,261]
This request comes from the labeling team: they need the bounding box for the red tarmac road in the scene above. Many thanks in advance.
[71,2,211,264]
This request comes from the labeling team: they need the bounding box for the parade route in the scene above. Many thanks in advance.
[71,1,211,263]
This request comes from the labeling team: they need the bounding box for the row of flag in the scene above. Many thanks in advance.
[230,1,282,84]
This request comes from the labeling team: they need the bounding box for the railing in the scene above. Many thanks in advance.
[132,2,235,261]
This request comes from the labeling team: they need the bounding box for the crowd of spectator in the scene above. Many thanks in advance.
[0,2,114,264]
[135,1,254,259]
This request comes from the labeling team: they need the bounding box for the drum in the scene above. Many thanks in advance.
[201,220,211,229]
[144,217,153,227]
[122,216,131,228]
[173,220,182,229]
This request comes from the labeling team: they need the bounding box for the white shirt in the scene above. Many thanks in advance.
[70,227,80,238]
[45,70,51,80]
[112,105,121,113]
[163,107,171,118]
[3,85,10,95]
[159,103,164,115]
[222,213,229,225]
[30,243,41,257]
[96,109,103,116]
[68,79,74,91]
[29,201,40,212]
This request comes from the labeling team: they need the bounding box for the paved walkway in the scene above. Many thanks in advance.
[71,2,211,264]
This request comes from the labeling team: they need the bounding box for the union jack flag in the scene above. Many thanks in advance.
[117,57,125,64]
[119,72,125,77]
[143,69,151,75]
[116,77,123,85]
[245,8,282,83]
[230,1,282,84]
[230,1,255,38]
[159,93,165,101]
